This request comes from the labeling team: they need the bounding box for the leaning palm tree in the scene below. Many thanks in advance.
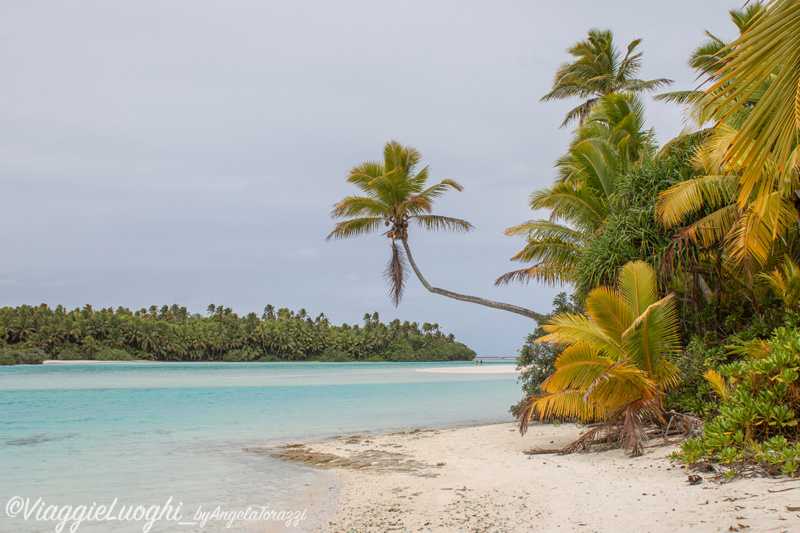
[328,140,542,320]
[543,28,672,128]
[517,261,681,456]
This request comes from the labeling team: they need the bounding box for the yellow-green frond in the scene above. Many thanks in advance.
[656,175,736,227]
[411,215,474,233]
[584,286,635,344]
[538,313,623,359]
[326,217,384,240]
[526,389,604,422]
[621,296,682,390]
[703,369,730,401]
[494,264,574,286]
[617,260,658,316]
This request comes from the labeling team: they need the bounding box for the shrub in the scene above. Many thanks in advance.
[0,354,15,365]
[311,348,354,362]
[1,347,48,365]
[222,346,261,362]
[676,326,800,478]
[92,348,135,361]
[56,347,85,360]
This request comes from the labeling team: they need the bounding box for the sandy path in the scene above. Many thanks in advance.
[276,422,800,532]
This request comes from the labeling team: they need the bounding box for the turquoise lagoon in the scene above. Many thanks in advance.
[0,361,521,532]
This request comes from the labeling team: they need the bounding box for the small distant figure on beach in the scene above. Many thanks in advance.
[475,359,479,366]
[480,360,483,365]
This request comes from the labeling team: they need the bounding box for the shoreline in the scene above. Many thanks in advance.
[275,421,800,532]
[38,359,488,365]
[415,364,519,374]
[42,359,156,364]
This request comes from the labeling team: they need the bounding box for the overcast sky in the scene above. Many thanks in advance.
[1,0,742,357]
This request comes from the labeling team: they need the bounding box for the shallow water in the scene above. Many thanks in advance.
[0,361,520,532]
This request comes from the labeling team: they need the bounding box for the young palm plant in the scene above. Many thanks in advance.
[328,140,542,320]
[517,261,681,456]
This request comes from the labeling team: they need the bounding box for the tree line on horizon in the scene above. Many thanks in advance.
[327,0,800,476]
[0,303,475,364]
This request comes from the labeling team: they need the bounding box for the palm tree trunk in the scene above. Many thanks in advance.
[401,239,543,320]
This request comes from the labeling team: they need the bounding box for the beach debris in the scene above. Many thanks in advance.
[522,411,704,458]
[688,475,703,485]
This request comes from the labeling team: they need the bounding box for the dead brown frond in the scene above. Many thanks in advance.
[384,241,407,306]
[522,402,706,458]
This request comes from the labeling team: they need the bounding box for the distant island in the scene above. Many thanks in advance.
[0,304,476,364]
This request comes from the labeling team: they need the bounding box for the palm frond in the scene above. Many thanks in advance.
[584,286,634,344]
[703,0,800,215]
[703,369,730,401]
[411,215,473,233]
[538,314,623,359]
[656,174,737,227]
[330,196,389,219]
[326,217,384,241]
[494,264,574,286]
[617,260,658,316]
[621,296,682,391]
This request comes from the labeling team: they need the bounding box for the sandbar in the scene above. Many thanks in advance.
[416,364,519,374]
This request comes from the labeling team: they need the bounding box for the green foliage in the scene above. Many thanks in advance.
[510,293,578,417]
[664,334,727,416]
[518,261,682,457]
[311,348,354,362]
[0,304,474,363]
[574,143,696,298]
[676,326,800,477]
[0,347,48,365]
[92,348,135,361]
[221,346,262,362]
[56,347,84,360]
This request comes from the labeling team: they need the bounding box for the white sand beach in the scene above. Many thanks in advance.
[42,359,154,364]
[276,422,800,532]
[416,365,519,374]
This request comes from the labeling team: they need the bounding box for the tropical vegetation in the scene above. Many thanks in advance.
[497,0,800,467]
[0,304,475,364]
[327,4,800,464]
[517,261,681,455]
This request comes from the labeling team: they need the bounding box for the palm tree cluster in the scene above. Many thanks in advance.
[327,3,800,458]
[0,304,474,362]
[510,3,800,457]
[330,0,800,454]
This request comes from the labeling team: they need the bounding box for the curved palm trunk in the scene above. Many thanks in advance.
[401,239,543,320]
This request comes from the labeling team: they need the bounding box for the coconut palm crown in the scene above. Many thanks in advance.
[542,28,672,128]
